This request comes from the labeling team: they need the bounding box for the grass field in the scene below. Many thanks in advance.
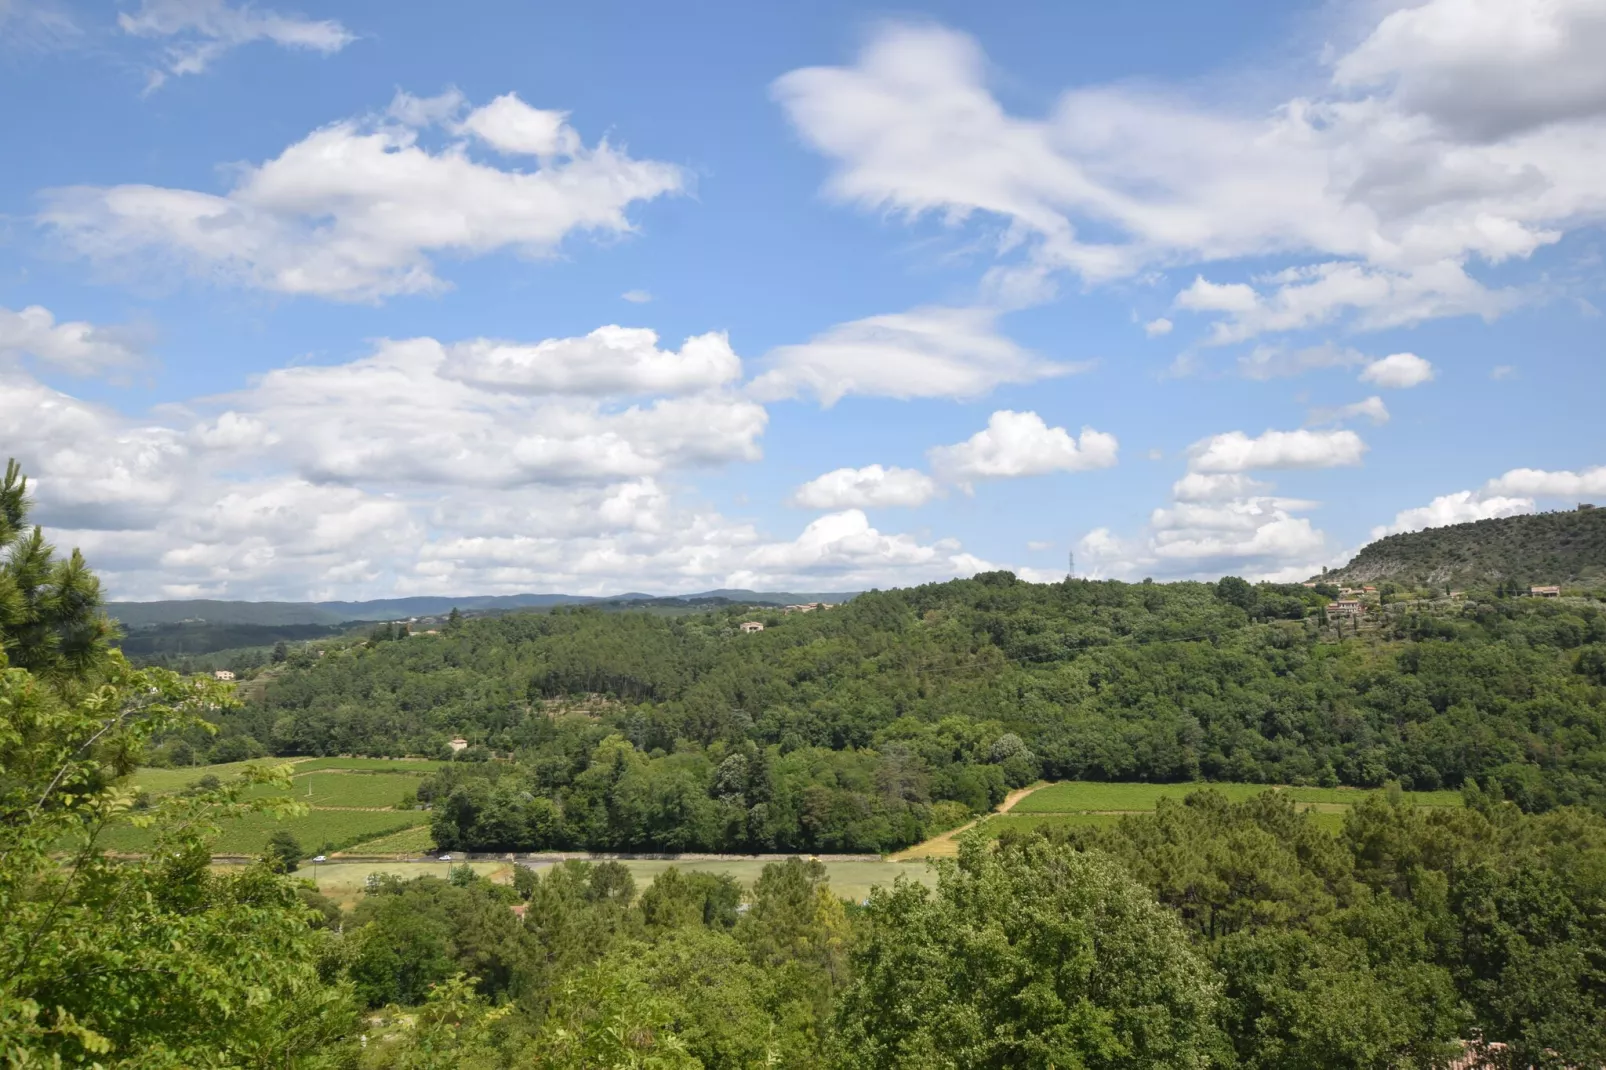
[242,772,426,809]
[125,759,301,795]
[268,857,935,911]
[1012,781,1462,813]
[971,812,1126,839]
[894,779,1463,858]
[1304,810,1349,834]
[292,757,446,773]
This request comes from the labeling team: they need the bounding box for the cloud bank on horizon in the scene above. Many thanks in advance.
[1,0,1603,599]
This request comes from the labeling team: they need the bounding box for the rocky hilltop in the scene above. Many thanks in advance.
[1320,505,1606,588]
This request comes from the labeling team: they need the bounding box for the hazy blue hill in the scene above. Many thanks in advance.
[106,600,350,628]
[106,589,861,630]
[1321,505,1606,588]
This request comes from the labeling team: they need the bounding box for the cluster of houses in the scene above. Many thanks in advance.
[1328,585,1375,619]
[1313,582,1564,622]
[738,602,837,634]
[1299,582,1377,619]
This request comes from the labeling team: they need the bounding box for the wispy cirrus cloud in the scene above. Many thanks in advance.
[120,0,353,89]
[775,1,1606,344]
[750,306,1085,405]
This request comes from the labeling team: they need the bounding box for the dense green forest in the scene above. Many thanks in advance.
[115,619,348,658]
[1324,505,1606,588]
[6,457,1606,1066]
[161,567,1606,853]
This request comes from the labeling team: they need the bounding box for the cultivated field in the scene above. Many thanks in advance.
[241,771,427,809]
[101,808,429,855]
[126,759,303,795]
[901,779,1467,852]
[111,757,437,856]
[1011,781,1462,814]
[341,824,438,856]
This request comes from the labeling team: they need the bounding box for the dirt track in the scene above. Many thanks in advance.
[890,782,1044,860]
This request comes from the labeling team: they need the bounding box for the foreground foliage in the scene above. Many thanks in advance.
[838,838,1221,1068]
[0,462,358,1065]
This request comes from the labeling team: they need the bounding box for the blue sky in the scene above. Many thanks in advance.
[1,0,1602,600]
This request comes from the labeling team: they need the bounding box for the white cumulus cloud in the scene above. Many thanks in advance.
[1077,492,1331,584]
[1080,421,1375,579]
[1371,462,1606,541]
[0,305,145,376]
[1176,277,1259,314]
[790,465,938,509]
[1372,491,1534,537]
[1332,0,1606,142]
[1170,472,1273,502]
[928,410,1118,490]
[1187,428,1367,473]
[41,90,684,301]
[0,321,1012,599]
[440,327,740,397]
[455,93,581,157]
[1360,352,1436,388]
[221,336,765,488]
[1484,465,1606,498]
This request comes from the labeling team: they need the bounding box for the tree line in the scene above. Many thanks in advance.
[154,562,1606,854]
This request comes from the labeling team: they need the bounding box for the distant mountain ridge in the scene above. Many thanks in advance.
[106,589,861,629]
[1319,505,1606,588]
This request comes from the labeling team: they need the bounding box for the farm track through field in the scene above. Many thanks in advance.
[890,782,1044,861]
[307,806,399,812]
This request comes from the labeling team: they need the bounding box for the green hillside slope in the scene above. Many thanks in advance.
[1321,505,1606,588]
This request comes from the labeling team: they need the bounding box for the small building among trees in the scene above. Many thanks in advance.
[739,621,765,633]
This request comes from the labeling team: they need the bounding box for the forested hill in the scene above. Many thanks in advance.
[1321,505,1606,588]
[185,571,1606,853]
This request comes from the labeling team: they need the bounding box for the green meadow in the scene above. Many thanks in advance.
[1011,780,1463,814]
